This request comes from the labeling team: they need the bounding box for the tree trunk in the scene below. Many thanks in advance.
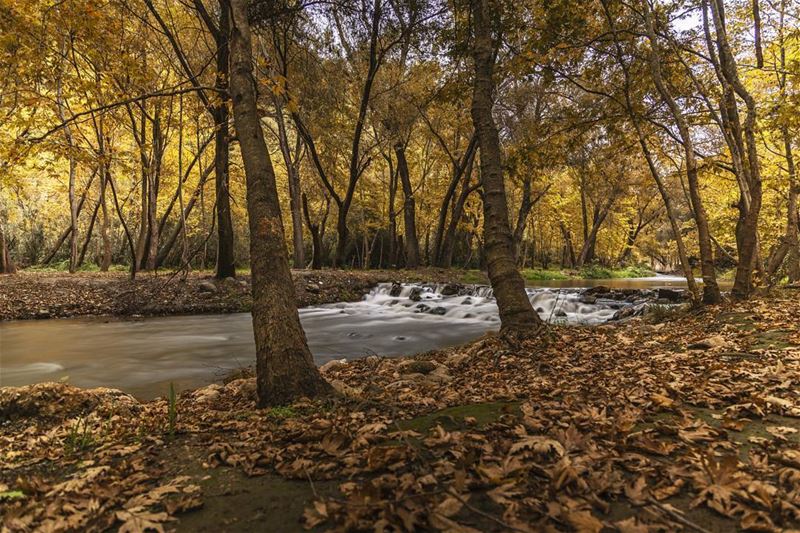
[99,166,111,271]
[432,136,477,266]
[274,99,305,268]
[145,108,164,271]
[395,143,420,268]
[470,0,543,333]
[55,58,79,274]
[226,0,331,406]
[784,129,800,282]
[215,5,236,279]
[642,0,721,304]
[441,158,478,268]
[0,223,15,274]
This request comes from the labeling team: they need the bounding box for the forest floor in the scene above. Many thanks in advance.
[2,288,800,532]
[0,268,469,321]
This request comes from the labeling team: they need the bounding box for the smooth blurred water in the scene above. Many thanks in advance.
[0,278,686,399]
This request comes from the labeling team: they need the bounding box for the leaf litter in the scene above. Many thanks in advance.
[2,292,800,532]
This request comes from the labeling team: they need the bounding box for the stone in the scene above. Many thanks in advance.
[305,283,320,294]
[198,280,217,293]
[554,310,567,317]
[440,283,463,296]
[430,306,447,315]
[579,295,597,304]
[194,384,222,404]
[409,287,424,302]
[657,288,683,302]
[389,282,403,297]
[415,303,431,313]
[320,358,347,373]
[398,360,437,375]
[583,285,611,295]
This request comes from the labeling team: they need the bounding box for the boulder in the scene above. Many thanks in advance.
[440,283,463,296]
[320,358,347,373]
[198,280,217,293]
[398,360,437,375]
[430,306,447,316]
[409,287,424,302]
[389,282,403,297]
[657,288,683,302]
[579,295,597,305]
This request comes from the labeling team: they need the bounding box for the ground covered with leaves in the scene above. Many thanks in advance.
[2,290,800,532]
[0,269,459,321]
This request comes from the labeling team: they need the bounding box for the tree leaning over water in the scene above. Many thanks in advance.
[469,0,544,334]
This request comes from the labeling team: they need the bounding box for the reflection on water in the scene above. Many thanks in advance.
[0,276,699,399]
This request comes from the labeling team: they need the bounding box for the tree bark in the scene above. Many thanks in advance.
[470,0,543,333]
[274,98,305,268]
[0,223,15,274]
[642,0,720,304]
[395,142,420,267]
[215,5,236,279]
[226,0,331,406]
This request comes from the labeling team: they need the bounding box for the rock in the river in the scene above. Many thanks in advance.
[579,295,597,304]
[389,282,403,297]
[583,285,611,296]
[657,288,683,302]
[430,306,447,315]
[409,287,424,301]
[415,303,431,313]
[320,358,347,373]
[554,310,567,317]
[440,283,463,296]
[198,280,217,293]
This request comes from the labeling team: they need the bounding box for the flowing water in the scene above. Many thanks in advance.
[0,276,692,399]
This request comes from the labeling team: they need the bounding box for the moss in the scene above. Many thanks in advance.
[397,401,521,433]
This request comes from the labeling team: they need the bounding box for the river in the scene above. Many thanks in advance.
[0,276,697,399]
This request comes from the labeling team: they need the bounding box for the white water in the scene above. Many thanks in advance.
[0,282,656,399]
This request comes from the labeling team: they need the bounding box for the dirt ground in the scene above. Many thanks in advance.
[0,268,468,321]
[2,288,799,532]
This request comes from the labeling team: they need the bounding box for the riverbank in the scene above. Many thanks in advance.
[0,269,469,321]
[0,267,670,322]
[2,291,799,531]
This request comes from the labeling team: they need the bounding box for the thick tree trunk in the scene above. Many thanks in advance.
[227,0,331,406]
[395,143,420,268]
[470,0,543,333]
[215,5,236,279]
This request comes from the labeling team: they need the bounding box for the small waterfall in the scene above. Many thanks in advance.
[363,283,637,325]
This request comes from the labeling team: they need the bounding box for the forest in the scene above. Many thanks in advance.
[1,0,800,531]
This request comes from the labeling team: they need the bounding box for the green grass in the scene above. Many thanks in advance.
[457,265,655,284]
[578,264,655,279]
[24,260,128,273]
[520,268,570,281]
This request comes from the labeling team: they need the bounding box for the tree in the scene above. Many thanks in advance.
[225,0,331,405]
[469,0,543,333]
